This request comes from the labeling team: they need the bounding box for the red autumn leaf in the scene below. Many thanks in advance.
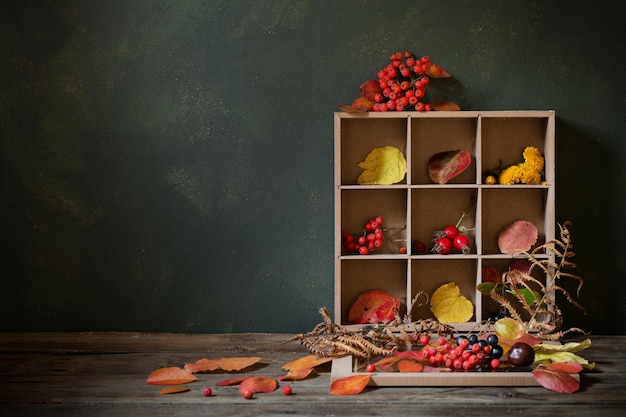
[394,350,426,360]
[159,386,191,395]
[498,220,539,255]
[482,266,501,284]
[238,376,277,395]
[282,355,334,372]
[423,365,452,373]
[329,375,371,395]
[425,62,452,78]
[277,367,314,381]
[372,356,402,370]
[348,290,400,324]
[359,79,382,100]
[397,360,424,373]
[539,361,584,374]
[532,367,580,393]
[428,149,472,184]
[216,376,246,386]
[146,367,198,385]
[429,101,461,111]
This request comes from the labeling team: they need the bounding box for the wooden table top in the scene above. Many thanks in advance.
[1,332,624,416]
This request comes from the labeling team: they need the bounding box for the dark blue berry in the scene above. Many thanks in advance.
[486,334,499,347]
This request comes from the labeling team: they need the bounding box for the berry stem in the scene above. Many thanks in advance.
[455,195,476,228]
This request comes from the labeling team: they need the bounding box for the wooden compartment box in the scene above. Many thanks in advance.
[334,111,555,330]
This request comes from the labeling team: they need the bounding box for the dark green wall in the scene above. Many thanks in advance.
[1,0,624,334]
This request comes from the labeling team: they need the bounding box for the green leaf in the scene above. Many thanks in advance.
[507,287,541,306]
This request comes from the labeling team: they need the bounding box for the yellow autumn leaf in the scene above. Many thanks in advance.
[357,146,407,185]
[430,282,474,323]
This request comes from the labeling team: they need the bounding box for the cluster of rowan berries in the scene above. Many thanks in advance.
[371,51,434,112]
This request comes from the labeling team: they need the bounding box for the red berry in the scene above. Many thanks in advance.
[398,246,407,254]
[366,363,376,372]
[282,385,293,395]
[242,390,253,399]
[375,216,384,225]
[358,246,369,255]
[433,237,452,255]
[419,333,430,345]
[491,358,501,369]
[453,234,471,254]
[443,225,459,240]
[413,240,426,254]
[358,236,367,245]
[421,55,430,63]
[202,387,212,397]
[438,337,447,346]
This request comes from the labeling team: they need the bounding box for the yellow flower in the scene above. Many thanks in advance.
[498,146,544,185]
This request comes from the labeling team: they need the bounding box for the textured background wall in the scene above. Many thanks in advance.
[1,0,624,334]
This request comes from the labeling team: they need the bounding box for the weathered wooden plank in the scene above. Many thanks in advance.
[0,333,624,416]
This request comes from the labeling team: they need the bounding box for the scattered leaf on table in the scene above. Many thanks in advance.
[394,350,425,361]
[430,282,474,323]
[372,356,402,370]
[357,146,407,185]
[533,351,595,370]
[532,367,580,393]
[534,339,592,354]
[282,355,335,372]
[238,376,277,395]
[397,360,424,373]
[498,220,538,254]
[429,101,461,111]
[538,361,584,374]
[348,289,401,324]
[278,367,315,381]
[184,356,263,373]
[159,386,191,395]
[216,376,246,386]
[146,367,198,385]
[329,375,371,395]
[428,149,471,184]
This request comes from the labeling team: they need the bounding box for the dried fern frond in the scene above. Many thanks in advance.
[485,221,586,340]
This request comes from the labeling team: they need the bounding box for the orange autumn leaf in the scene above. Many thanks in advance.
[397,360,424,373]
[425,62,452,78]
[348,289,401,324]
[278,367,314,381]
[159,386,190,395]
[238,376,277,395]
[216,376,246,386]
[184,356,262,373]
[372,356,402,370]
[282,355,335,372]
[146,367,198,385]
[329,375,371,396]
[430,101,461,111]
